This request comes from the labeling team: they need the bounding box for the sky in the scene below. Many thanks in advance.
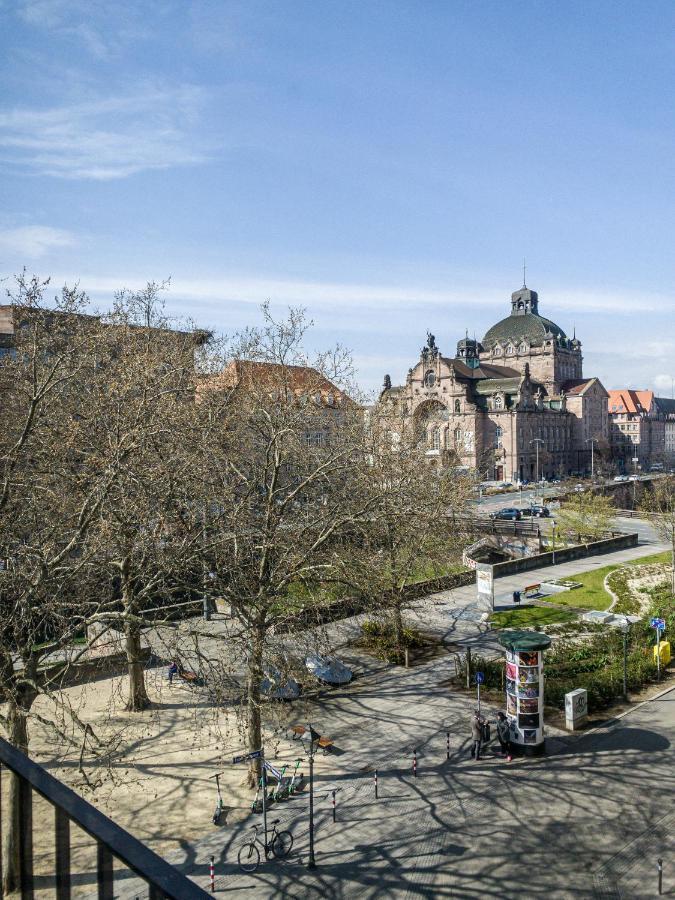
[0,0,673,398]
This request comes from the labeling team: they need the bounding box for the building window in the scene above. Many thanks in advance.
[424,370,436,388]
[454,427,462,444]
[454,399,461,414]
[305,431,327,447]
[494,396,503,410]
[495,426,503,449]
[431,427,441,450]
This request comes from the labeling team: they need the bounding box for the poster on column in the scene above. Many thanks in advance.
[518,651,539,666]
[506,662,518,681]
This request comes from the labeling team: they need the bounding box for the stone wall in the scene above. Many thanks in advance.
[490,531,639,578]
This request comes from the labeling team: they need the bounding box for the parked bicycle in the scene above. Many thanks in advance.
[237,820,293,873]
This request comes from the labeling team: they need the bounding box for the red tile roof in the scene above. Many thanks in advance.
[607,389,654,415]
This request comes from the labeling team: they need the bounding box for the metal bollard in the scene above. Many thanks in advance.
[374,768,378,799]
[210,855,215,893]
[446,731,450,761]
[658,858,663,895]
[332,789,336,823]
[413,748,417,778]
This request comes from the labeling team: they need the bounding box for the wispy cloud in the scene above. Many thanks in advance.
[0,86,209,180]
[0,225,76,258]
[59,273,674,316]
[15,0,154,59]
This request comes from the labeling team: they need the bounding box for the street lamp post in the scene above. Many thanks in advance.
[586,437,597,480]
[530,438,545,499]
[621,622,629,702]
[303,724,320,869]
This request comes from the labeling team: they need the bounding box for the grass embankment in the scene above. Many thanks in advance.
[547,551,671,611]
[490,606,577,629]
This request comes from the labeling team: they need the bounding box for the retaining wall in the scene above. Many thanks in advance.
[491,531,639,578]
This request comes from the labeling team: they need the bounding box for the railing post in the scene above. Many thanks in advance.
[55,806,71,900]
[19,773,34,900]
[97,841,114,900]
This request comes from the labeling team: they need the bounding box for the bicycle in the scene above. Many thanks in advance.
[237,819,293,873]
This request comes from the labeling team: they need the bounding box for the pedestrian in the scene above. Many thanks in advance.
[168,661,178,685]
[513,590,521,604]
[470,709,484,760]
[496,712,512,761]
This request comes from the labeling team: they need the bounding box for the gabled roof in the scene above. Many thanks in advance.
[562,377,608,398]
[607,389,654,415]
[204,359,355,407]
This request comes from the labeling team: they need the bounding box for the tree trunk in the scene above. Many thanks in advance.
[392,601,404,658]
[246,621,265,788]
[124,618,150,711]
[3,695,32,896]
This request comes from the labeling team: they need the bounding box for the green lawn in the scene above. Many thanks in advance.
[547,551,671,611]
[490,606,577,629]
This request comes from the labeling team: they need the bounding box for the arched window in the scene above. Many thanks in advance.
[454,398,461,414]
[431,427,441,450]
[454,426,462,444]
[495,426,503,449]
[424,370,436,388]
[494,396,503,410]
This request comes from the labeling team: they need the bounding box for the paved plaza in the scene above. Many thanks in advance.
[113,526,673,900]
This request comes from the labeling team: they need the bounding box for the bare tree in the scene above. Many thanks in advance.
[556,490,615,543]
[195,305,372,785]
[87,283,208,711]
[347,409,472,656]
[640,478,675,594]
[0,274,125,891]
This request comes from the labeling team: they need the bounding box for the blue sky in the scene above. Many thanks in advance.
[1,0,673,396]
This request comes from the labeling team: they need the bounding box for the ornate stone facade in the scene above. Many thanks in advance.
[378,283,610,481]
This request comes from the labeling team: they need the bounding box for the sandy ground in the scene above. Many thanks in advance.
[1,665,333,897]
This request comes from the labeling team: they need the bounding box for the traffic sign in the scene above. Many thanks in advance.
[232,749,263,764]
[650,617,666,631]
[475,671,485,684]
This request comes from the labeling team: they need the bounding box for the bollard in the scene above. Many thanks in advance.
[374,768,378,799]
[332,789,336,823]
[658,858,663,895]
[413,748,417,778]
[446,731,450,761]
[210,855,215,893]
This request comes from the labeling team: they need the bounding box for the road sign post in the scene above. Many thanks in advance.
[650,618,666,679]
[476,671,484,714]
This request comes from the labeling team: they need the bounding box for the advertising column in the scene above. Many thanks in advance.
[498,630,552,756]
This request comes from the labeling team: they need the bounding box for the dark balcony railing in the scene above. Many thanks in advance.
[0,736,211,900]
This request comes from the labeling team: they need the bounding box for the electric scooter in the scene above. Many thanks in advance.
[210,772,225,825]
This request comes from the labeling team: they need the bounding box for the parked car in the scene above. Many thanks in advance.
[531,505,550,517]
[489,508,522,521]
[574,484,585,492]
[613,475,630,482]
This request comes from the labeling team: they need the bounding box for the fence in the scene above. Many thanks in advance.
[0,736,210,900]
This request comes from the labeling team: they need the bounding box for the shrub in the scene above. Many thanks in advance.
[359,619,423,663]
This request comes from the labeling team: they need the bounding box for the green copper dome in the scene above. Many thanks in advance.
[482,313,567,349]
[482,285,567,349]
